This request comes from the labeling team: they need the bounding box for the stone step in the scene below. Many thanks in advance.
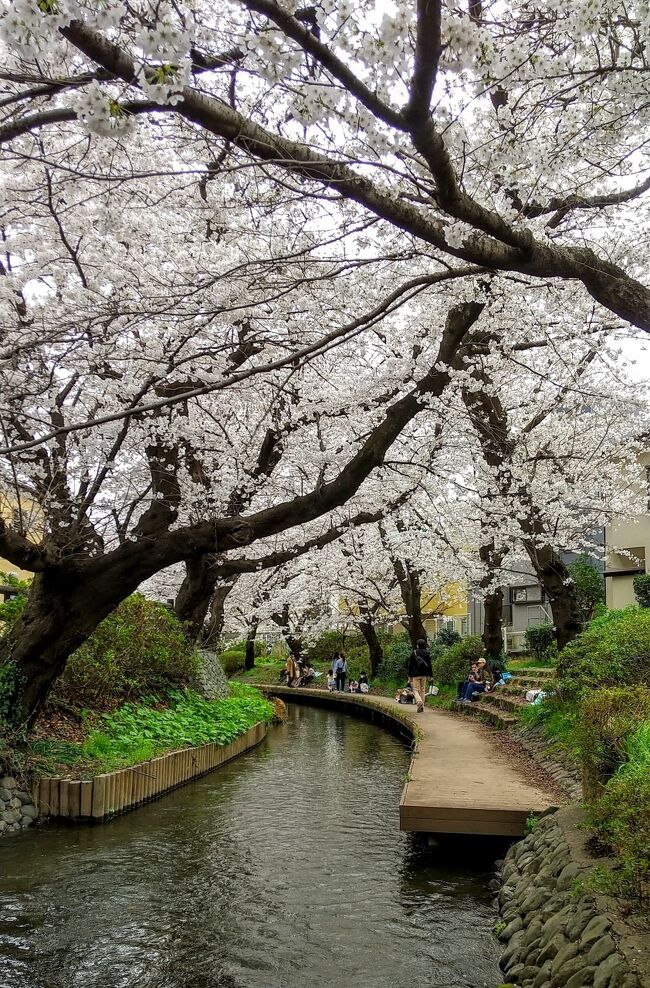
[509,675,555,688]
[455,700,518,729]
[481,693,527,714]
[511,666,557,679]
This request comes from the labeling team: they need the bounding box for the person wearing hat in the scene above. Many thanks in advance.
[459,657,493,703]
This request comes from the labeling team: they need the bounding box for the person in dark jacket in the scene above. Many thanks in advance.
[407,639,433,712]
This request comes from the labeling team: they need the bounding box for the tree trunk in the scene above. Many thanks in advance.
[399,564,427,646]
[1,567,134,726]
[271,606,303,661]
[479,541,504,658]
[357,618,383,676]
[244,619,259,671]
[203,578,238,647]
[526,545,583,650]
[174,556,220,642]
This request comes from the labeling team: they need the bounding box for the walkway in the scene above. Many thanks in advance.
[259,686,560,837]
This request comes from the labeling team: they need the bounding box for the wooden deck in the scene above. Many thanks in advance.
[259,686,559,837]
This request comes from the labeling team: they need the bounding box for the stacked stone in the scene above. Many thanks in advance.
[515,724,582,801]
[195,651,230,701]
[0,776,38,835]
[497,814,640,988]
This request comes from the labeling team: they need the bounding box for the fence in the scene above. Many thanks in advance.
[33,721,267,821]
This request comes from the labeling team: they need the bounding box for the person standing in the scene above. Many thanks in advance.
[333,652,347,692]
[407,638,433,712]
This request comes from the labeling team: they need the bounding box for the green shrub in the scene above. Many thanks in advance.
[435,627,461,647]
[55,594,199,710]
[377,637,412,683]
[219,649,246,675]
[524,623,555,661]
[568,554,605,621]
[0,571,29,632]
[587,719,650,904]
[431,635,484,686]
[557,606,650,701]
[633,573,650,609]
[578,687,650,801]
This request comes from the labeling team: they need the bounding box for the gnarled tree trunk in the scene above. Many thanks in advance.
[356,617,383,676]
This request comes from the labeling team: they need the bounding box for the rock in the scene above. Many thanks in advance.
[566,909,598,942]
[489,878,501,891]
[507,962,527,982]
[541,907,573,943]
[1,808,21,825]
[549,956,586,987]
[0,821,6,834]
[564,968,596,988]
[521,889,551,915]
[20,816,33,828]
[593,952,627,988]
[587,935,617,967]
[522,919,544,949]
[0,788,12,802]
[556,862,584,892]
[533,963,553,988]
[20,804,38,820]
[579,916,611,949]
[16,790,33,805]
[537,934,569,966]
[550,942,579,976]
[500,931,525,970]
[608,967,634,988]
[499,916,523,942]
[0,777,17,790]
[9,796,22,809]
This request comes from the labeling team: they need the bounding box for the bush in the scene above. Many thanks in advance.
[524,623,555,661]
[435,627,461,647]
[219,649,246,675]
[567,554,605,621]
[0,571,29,632]
[55,594,199,710]
[578,686,650,801]
[377,637,412,683]
[633,573,650,608]
[431,635,484,686]
[557,606,650,701]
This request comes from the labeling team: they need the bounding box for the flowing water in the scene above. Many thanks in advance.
[0,704,504,988]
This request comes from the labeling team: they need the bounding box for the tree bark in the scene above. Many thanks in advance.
[174,556,220,641]
[525,544,583,651]
[357,618,383,676]
[203,578,237,647]
[244,618,259,671]
[478,541,504,658]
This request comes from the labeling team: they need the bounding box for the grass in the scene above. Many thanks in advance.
[20,684,274,778]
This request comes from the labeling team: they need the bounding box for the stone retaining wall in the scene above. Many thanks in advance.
[513,723,582,801]
[497,808,647,988]
[0,775,39,835]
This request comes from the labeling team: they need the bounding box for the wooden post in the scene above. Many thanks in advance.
[67,780,82,819]
[91,775,108,819]
[49,779,60,816]
[59,780,71,818]
[79,780,93,818]
[37,778,51,816]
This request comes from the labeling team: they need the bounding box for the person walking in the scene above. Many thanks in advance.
[407,638,433,712]
[333,652,347,692]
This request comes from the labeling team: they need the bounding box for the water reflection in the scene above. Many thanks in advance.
[0,705,503,988]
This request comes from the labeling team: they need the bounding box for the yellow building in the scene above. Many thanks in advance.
[0,489,41,584]
[421,581,470,637]
[605,453,650,609]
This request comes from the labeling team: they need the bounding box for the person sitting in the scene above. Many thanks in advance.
[456,662,479,700]
[359,671,368,686]
[396,683,416,704]
[459,657,494,702]
[347,679,360,693]
[326,668,336,692]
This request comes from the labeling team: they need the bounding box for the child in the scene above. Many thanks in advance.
[326,668,336,692]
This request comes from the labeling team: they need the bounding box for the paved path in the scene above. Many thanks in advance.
[259,685,560,837]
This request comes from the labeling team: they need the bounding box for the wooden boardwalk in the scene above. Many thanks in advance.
[259,686,559,837]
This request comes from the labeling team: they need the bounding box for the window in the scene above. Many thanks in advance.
[512,588,528,603]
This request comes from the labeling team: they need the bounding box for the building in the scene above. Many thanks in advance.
[0,489,42,583]
[604,453,650,608]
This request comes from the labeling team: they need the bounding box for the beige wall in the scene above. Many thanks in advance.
[605,454,650,609]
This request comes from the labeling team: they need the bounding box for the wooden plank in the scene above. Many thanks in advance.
[67,780,81,819]
[49,779,60,816]
[91,775,108,819]
[37,778,51,816]
[59,780,71,818]
[79,780,93,818]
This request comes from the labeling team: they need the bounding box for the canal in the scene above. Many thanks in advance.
[0,704,503,987]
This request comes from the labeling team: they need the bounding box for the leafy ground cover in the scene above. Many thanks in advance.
[25,684,274,778]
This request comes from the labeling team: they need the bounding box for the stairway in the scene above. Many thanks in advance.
[455,666,556,729]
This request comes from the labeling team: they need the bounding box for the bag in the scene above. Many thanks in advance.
[427,685,439,696]
[398,690,415,704]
